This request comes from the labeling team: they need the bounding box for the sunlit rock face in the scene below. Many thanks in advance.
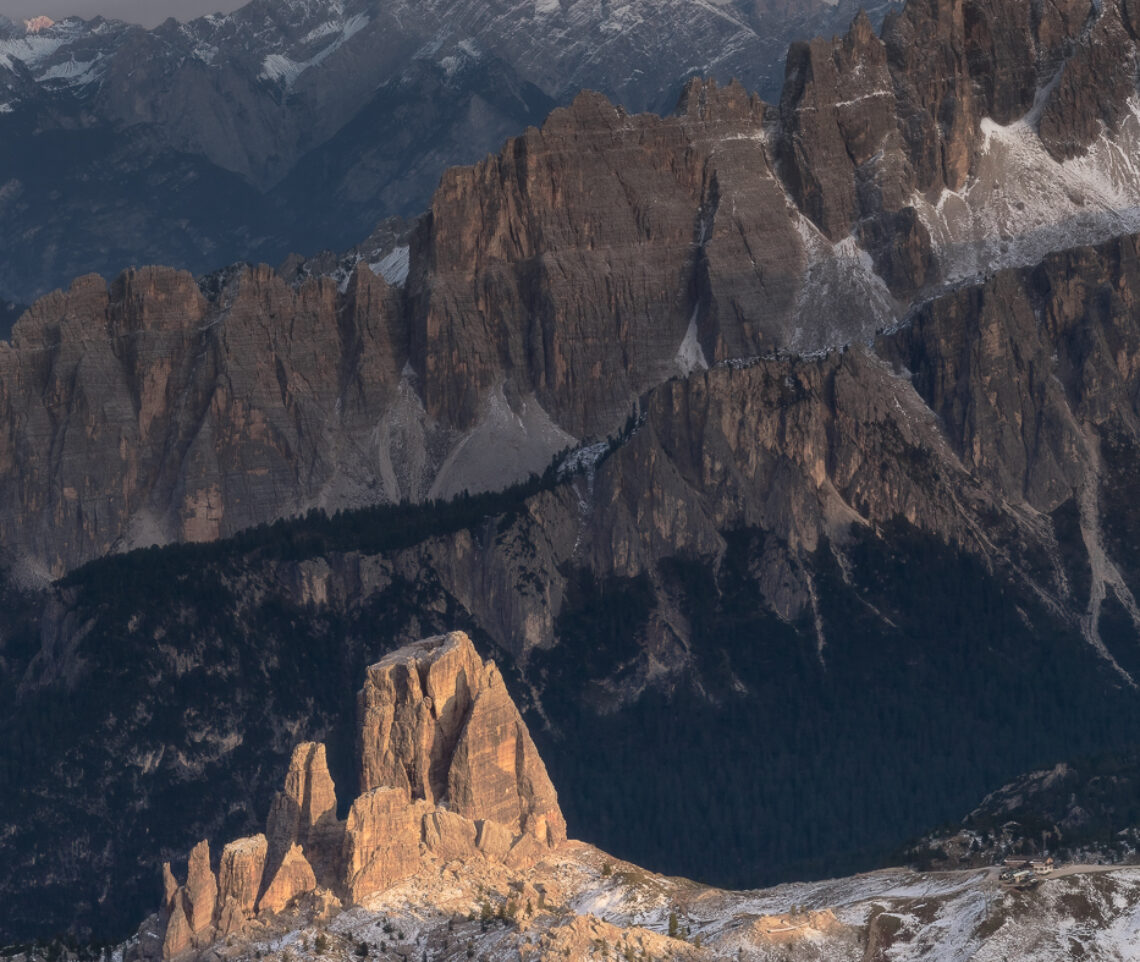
[144,632,565,958]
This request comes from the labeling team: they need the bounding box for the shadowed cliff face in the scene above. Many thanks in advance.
[0,265,408,577]
[560,233,1140,675]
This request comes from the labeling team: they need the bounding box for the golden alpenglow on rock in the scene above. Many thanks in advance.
[139,631,564,958]
[160,840,217,958]
[256,844,318,915]
[265,742,344,889]
[214,835,267,937]
[358,632,567,843]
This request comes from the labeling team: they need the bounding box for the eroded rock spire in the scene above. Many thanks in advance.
[144,632,564,959]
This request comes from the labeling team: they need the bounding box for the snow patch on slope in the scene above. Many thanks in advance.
[191,43,218,64]
[675,304,708,375]
[789,216,898,353]
[916,101,1140,287]
[370,246,410,287]
[0,32,66,69]
[260,12,369,87]
[427,385,575,501]
[37,56,102,86]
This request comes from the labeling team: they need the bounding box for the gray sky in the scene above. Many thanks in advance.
[0,0,246,27]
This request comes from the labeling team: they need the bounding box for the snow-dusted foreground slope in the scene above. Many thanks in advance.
[111,842,1140,962]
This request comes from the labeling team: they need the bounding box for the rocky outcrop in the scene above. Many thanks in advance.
[772,0,1129,284]
[341,787,426,903]
[146,632,564,957]
[779,9,909,242]
[256,845,318,916]
[421,809,480,862]
[358,632,485,802]
[265,743,344,890]
[448,661,564,842]
[0,264,406,577]
[161,842,217,958]
[214,836,267,938]
[149,835,1140,962]
[357,632,565,844]
[1039,1,1136,160]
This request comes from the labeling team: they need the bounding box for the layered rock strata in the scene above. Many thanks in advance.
[10,0,1140,578]
[387,229,1140,665]
[148,632,563,958]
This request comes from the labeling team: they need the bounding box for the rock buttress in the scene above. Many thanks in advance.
[148,632,565,958]
[357,631,567,844]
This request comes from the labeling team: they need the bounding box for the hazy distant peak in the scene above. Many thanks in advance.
[23,16,55,34]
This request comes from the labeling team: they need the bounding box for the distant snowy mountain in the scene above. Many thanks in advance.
[0,0,898,305]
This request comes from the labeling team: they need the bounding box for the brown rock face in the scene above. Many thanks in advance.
[777,0,1093,242]
[882,236,1140,512]
[183,842,217,939]
[358,631,485,802]
[214,836,268,937]
[265,742,344,890]
[341,787,425,903]
[857,207,935,298]
[161,841,217,957]
[160,902,193,961]
[0,264,406,577]
[162,864,179,915]
[448,661,562,841]
[462,231,1140,658]
[779,10,909,241]
[882,0,1071,191]
[475,819,514,862]
[421,809,480,862]
[407,89,707,434]
[150,633,565,957]
[257,844,318,915]
[1039,2,1135,160]
[358,631,566,844]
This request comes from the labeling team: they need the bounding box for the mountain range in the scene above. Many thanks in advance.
[4,0,1140,949]
[4,0,1140,580]
[0,0,896,306]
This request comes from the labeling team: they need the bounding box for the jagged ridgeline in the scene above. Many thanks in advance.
[0,0,895,306]
[9,0,1140,945]
[9,0,1140,580]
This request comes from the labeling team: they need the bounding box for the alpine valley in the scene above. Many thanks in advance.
[4,0,1140,959]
